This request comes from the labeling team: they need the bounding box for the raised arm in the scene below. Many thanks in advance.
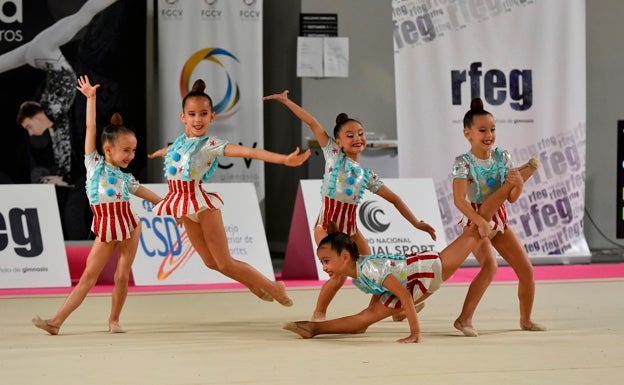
[263,90,330,147]
[223,143,311,167]
[76,75,100,155]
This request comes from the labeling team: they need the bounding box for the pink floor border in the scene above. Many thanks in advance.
[2,262,623,297]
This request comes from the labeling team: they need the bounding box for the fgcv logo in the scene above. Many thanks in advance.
[161,0,182,19]
[240,0,260,19]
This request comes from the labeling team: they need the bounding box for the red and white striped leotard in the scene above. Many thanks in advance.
[85,151,140,242]
[153,135,227,218]
[351,252,443,309]
[317,138,384,236]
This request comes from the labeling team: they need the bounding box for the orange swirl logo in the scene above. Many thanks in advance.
[179,47,240,121]
[157,231,197,280]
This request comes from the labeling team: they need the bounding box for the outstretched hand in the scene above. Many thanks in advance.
[415,221,437,241]
[284,146,311,167]
[76,75,99,98]
[262,90,290,103]
[148,147,168,159]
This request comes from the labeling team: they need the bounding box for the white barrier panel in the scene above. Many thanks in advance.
[283,179,448,280]
[130,183,275,286]
[0,185,70,289]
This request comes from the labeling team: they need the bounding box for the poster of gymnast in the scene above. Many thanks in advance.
[129,183,275,286]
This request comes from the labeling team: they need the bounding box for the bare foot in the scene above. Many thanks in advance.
[109,323,125,333]
[392,302,425,322]
[392,312,407,322]
[32,316,60,335]
[250,287,274,302]
[454,319,478,337]
[282,321,314,339]
[272,281,293,307]
[518,157,540,181]
[521,322,547,331]
[311,311,326,322]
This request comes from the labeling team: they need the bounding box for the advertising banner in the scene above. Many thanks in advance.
[0,185,70,288]
[157,0,266,200]
[392,0,589,262]
[129,183,275,286]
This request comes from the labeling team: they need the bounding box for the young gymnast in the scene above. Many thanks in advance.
[264,90,436,321]
[282,170,523,343]
[451,98,545,337]
[32,75,163,335]
[148,80,310,306]
[5,0,121,239]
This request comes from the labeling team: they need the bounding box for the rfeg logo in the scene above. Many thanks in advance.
[179,47,241,121]
[0,207,42,257]
[358,201,390,233]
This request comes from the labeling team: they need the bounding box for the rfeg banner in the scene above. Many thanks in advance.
[157,0,265,200]
[392,0,589,262]
[0,185,70,289]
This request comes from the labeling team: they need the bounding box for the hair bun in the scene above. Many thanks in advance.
[335,113,349,125]
[191,79,206,93]
[326,221,339,234]
[110,112,123,126]
[470,98,484,111]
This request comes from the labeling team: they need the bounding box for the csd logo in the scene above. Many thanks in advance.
[359,201,390,233]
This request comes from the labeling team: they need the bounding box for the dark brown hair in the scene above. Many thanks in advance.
[318,231,359,262]
[462,98,493,128]
[16,101,44,125]
[101,112,134,145]
[182,79,214,111]
[333,112,361,138]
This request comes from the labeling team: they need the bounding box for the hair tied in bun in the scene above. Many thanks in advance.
[470,98,484,111]
[110,112,123,126]
[335,113,349,125]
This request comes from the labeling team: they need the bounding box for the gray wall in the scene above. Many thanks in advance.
[585,0,624,251]
[300,0,397,143]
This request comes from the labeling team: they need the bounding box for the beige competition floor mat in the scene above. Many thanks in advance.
[1,279,623,385]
